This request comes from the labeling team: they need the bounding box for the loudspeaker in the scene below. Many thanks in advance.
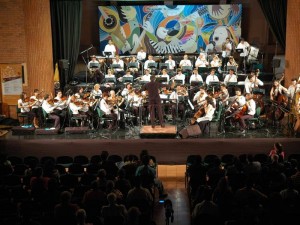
[65,127,89,134]
[179,125,202,139]
[12,126,35,135]
[35,128,59,135]
[59,59,69,70]
[272,59,281,68]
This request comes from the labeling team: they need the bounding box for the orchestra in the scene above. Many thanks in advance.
[17,38,300,136]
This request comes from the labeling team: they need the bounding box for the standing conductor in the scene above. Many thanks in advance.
[142,75,165,128]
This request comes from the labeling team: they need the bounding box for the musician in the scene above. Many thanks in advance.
[172,69,185,85]
[88,55,100,71]
[227,56,238,70]
[137,47,146,62]
[245,71,264,91]
[179,54,192,68]
[196,96,216,123]
[144,55,156,72]
[236,93,256,133]
[236,38,250,71]
[219,84,230,106]
[193,86,208,110]
[224,69,237,86]
[75,87,85,99]
[189,68,203,85]
[287,78,299,101]
[42,94,61,129]
[142,75,165,128]
[99,92,118,130]
[157,69,169,84]
[141,69,151,82]
[90,83,102,99]
[128,56,139,76]
[118,70,133,83]
[169,85,188,123]
[112,55,125,77]
[127,89,143,119]
[17,92,35,126]
[103,39,116,58]
[30,89,43,128]
[270,79,288,101]
[221,37,233,68]
[294,95,300,134]
[53,91,68,125]
[195,53,208,68]
[69,95,91,127]
[205,69,219,86]
[121,83,133,98]
[165,54,176,74]
[210,55,221,68]
[104,69,116,90]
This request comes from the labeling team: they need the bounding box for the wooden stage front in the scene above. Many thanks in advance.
[140,125,177,138]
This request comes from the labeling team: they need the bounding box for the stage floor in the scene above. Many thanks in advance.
[1,123,299,164]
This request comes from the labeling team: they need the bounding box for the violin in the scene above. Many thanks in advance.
[235,103,248,120]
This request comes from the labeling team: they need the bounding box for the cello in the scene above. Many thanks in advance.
[190,105,205,125]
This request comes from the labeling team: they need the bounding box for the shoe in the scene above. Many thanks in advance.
[159,193,168,198]
[240,129,246,134]
[161,124,165,128]
[151,125,155,128]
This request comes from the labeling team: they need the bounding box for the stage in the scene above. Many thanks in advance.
[1,124,299,164]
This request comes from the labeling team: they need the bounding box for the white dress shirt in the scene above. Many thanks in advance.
[195,58,208,68]
[144,59,156,70]
[103,44,116,57]
[18,99,30,113]
[246,99,256,116]
[189,74,203,84]
[205,74,219,85]
[100,98,111,115]
[196,104,215,122]
[224,74,237,86]
[137,51,146,61]
[236,41,250,57]
[173,73,185,85]
[42,101,57,114]
[165,59,176,70]
[179,59,192,67]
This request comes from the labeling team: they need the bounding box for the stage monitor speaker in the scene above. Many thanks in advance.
[179,125,202,139]
[12,126,35,135]
[272,59,281,68]
[35,128,59,135]
[65,127,89,134]
[59,59,69,70]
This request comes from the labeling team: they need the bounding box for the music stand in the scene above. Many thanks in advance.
[156,76,168,83]
[208,81,220,92]
[139,80,149,85]
[159,63,169,70]
[103,51,112,57]
[198,67,208,75]
[122,77,133,84]
[227,66,237,73]
[89,62,100,69]
[174,79,184,85]
[191,81,203,87]
[253,88,265,95]
[128,62,138,69]
[148,62,157,69]
[182,66,193,73]
[111,64,121,70]
[105,77,116,83]
[227,82,238,87]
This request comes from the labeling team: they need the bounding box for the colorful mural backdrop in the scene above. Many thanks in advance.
[98,4,242,54]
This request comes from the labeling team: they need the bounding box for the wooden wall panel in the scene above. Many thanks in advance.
[285,0,300,86]
[23,0,54,95]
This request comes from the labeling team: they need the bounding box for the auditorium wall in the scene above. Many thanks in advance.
[0,0,53,118]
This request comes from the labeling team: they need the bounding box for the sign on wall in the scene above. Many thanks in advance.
[98,4,242,54]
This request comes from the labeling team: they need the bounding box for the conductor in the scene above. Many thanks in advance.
[142,75,165,128]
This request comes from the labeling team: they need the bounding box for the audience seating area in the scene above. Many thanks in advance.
[186,153,300,225]
[0,151,158,225]
[1,151,300,225]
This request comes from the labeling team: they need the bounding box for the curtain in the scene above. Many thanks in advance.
[257,0,287,50]
[50,0,82,90]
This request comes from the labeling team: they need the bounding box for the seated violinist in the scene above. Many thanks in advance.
[18,92,35,126]
[99,92,118,130]
[193,86,208,110]
[30,89,44,128]
[219,84,230,106]
[191,96,215,134]
[54,90,68,112]
[69,95,92,127]
[42,94,61,129]
[90,83,102,100]
[227,87,246,114]
[236,93,256,134]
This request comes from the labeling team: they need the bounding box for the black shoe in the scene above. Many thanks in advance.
[161,124,165,128]
[151,125,155,128]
